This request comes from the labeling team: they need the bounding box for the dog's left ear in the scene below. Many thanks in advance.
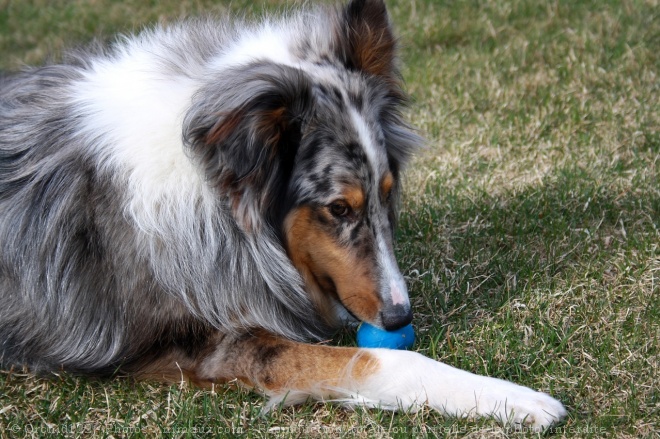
[335,0,398,84]
[184,64,312,233]
[336,0,422,171]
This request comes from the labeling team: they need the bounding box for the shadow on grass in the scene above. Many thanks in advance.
[400,163,658,311]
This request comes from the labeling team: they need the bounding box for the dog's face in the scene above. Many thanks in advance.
[283,75,413,330]
[184,0,420,330]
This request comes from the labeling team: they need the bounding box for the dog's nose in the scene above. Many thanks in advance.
[380,305,413,331]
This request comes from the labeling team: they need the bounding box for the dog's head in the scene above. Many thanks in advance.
[185,0,421,331]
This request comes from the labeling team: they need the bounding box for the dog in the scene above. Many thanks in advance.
[0,0,566,430]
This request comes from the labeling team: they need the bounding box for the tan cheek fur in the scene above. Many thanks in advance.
[284,206,381,323]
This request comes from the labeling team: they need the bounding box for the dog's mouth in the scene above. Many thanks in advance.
[316,273,340,302]
[310,271,371,327]
[302,264,414,333]
[320,274,365,325]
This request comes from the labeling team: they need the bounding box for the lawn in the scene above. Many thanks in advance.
[1,0,658,437]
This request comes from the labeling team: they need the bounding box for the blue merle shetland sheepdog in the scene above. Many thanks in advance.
[0,0,566,430]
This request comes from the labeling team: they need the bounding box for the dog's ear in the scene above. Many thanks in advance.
[184,64,312,233]
[335,0,398,84]
[334,0,421,171]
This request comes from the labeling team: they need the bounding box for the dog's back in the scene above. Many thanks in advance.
[0,59,144,372]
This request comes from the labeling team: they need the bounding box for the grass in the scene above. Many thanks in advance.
[1,0,658,437]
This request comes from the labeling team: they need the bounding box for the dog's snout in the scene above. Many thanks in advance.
[381,306,413,331]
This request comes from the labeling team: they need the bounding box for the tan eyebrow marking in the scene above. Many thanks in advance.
[342,186,365,210]
[381,172,394,198]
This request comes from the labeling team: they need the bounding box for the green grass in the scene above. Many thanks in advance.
[1,0,659,437]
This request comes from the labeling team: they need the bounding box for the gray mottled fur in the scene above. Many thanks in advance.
[0,1,420,374]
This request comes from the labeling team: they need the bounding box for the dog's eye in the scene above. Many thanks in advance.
[329,201,351,218]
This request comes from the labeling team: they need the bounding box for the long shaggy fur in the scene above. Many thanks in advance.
[0,1,419,374]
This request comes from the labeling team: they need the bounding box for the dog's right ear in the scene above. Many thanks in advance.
[183,64,312,233]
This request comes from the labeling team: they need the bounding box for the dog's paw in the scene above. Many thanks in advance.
[471,380,567,430]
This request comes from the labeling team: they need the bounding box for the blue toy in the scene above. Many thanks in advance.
[356,322,415,349]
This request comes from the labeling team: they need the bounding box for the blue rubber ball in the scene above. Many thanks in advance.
[356,322,415,349]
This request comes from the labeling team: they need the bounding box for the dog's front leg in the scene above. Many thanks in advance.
[196,331,566,430]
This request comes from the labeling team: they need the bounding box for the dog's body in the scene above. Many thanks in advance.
[0,0,566,429]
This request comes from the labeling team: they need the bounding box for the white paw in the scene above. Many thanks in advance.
[469,378,568,430]
[357,350,567,430]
